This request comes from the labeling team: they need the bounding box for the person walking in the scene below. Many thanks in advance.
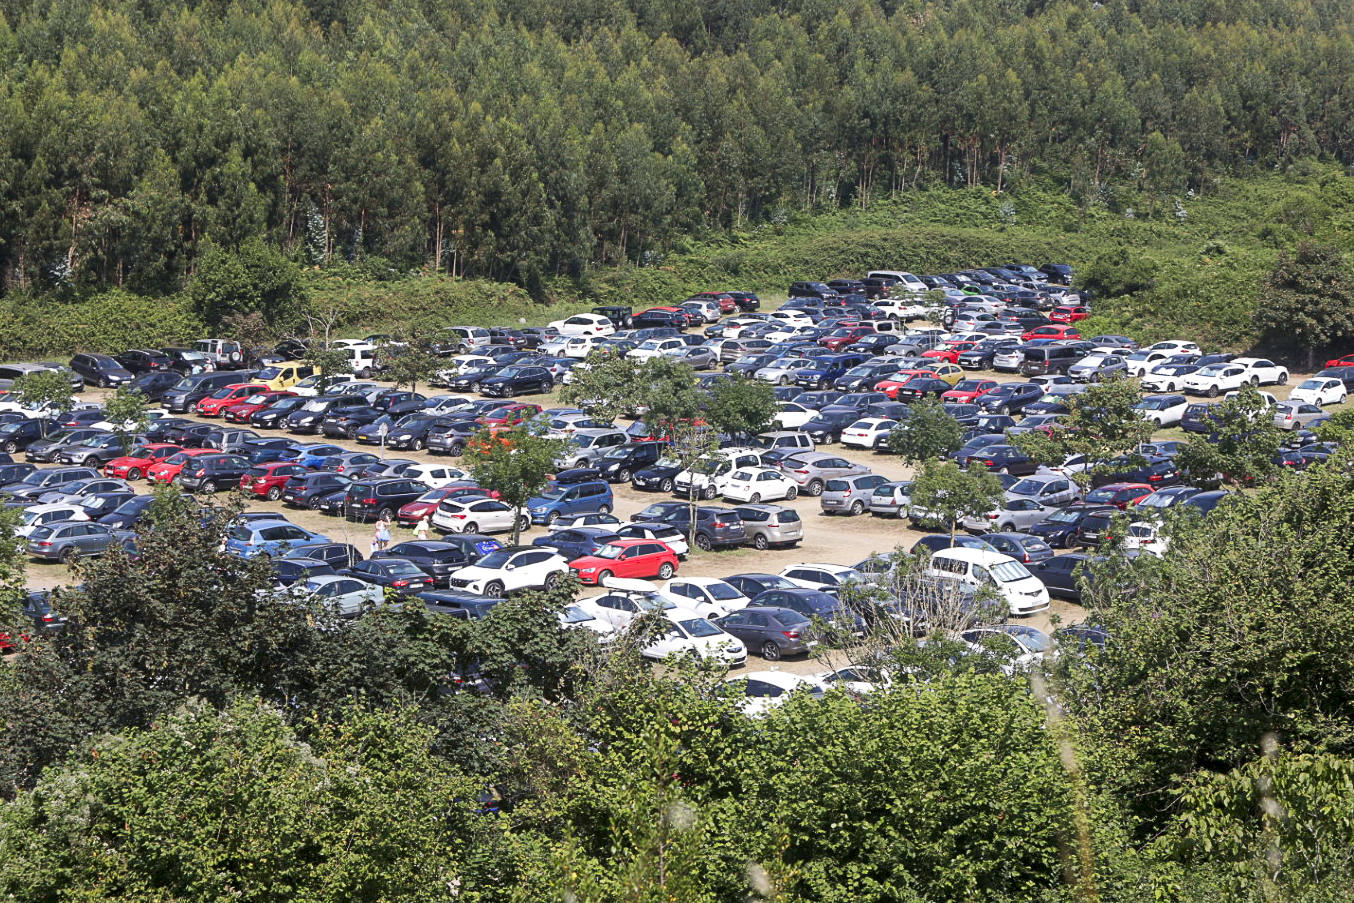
[415,514,431,542]
[373,514,392,552]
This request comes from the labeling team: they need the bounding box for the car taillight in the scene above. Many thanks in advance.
[782,630,800,640]
[392,579,410,587]
[1148,474,1162,481]
[794,469,809,475]
[362,497,376,504]
[36,541,51,547]
[714,521,728,528]
[450,514,466,519]
[987,512,999,519]
[767,520,779,528]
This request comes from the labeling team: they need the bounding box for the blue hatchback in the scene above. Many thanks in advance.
[225,520,331,558]
[525,479,614,526]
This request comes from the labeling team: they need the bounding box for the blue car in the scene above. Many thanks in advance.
[525,479,614,526]
[532,526,622,560]
[291,443,347,469]
[224,520,331,558]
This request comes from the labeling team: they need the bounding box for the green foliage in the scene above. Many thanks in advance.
[377,336,441,394]
[908,459,1005,538]
[1014,378,1155,485]
[558,351,644,422]
[301,345,354,391]
[886,398,963,464]
[1080,247,1159,298]
[10,369,71,413]
[463,426,566,544]
[1316,406,1354,445]
[188,240,306,332]
[1175,385,1283,486]
[102,386,151,451]
[1255,241,1354,370]
[705,377,776,439]
[0,290,204,360]
[634,357,704,437]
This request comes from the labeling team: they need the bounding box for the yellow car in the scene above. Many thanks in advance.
[255,360,317,391]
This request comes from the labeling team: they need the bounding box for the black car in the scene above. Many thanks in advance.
[281,472,353,509]
[285,395,369,434]
[716,606,816,660]
[448,364,506,393]
[963,444,1038,476]
[478,365,554,398]
[1089,455,1180,489]
[0,418,60,454]
[371,540,476,588]
[958,339,1021,370]
[795,389,844,410]
[419,590,507,620]
[747,587,863,634]
[833,363,899,392]
[0,462,37,486]
[165,422,216,448]
[299,542,365,569]
[1028,505,1118,549]
[983,531,1055,564]
[631,308,688,330]
[801,408,860,444]
[630,457,683,492]
[250,395,308,428]
[378,414,444,451]
[177,453,251,493]
[894,378,953,402]
[98,494,158,529]
[1039,263,1074,285]
[126,370,182,402]
[115,349,174,375]
[1180,403,1222,434]
[321,404,385,439]
[595,440,665,483]
[272,556,337,586]
[341,558,435,594]
[727,291,761,311]
[727,353,781,379]
[344,477,430,521]
[976,382,1044,414]
[69,352,133,388]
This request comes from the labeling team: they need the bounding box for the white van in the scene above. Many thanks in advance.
[924,547,1050,616]
[867,271,928,295]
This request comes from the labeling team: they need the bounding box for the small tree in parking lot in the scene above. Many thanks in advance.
[301,345,354,393]
[379,336,442,395]
[908,459,1004,540]
[705,378,777,441]
[886,399,963,464]
[1175,385,1282,486]
[103,387,151,452]
[463,426,566,545]
[12,369,72,415]
[667,420,720,550]
[1013,378,1154,485]
[558,351,645,421]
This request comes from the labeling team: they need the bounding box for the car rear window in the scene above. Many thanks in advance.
[776,510,801,523]
[824,479,849,492]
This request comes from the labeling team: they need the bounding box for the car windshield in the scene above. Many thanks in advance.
[560,605,594,624]
[1298,380,1323,390]
[1046,508,1080,524]
[302,400,328,412]
[1010,628,1052,652]
[475,550,515,569]
[591,544,624,560]
[254,367,283,380]
[706,583,742,601]
[990,561,1034,583]
[679,618,722,638]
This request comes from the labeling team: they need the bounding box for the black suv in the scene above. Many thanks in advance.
[177,453,251,493]
[344,477,430,522]
[372,539,497,588]
[321,404,384,439]
[115,349,173,374]
[596,440,666,483]
[0,418,60,454]
[282,472,353,509]
[285,394,368,433]
[479,366,554,398]
[632,504,745,551]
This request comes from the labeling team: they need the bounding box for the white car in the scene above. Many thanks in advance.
[1232,357,1289,387]
[958,626,1050,673]
[16,503,89,538]
[719,466,799,503]
[432,497,527,535]
[839,418,897,450]
[1134,394,1189,426]
[725,671,824,716]
[645,611,747,666]
[771,401,816,429]
[673,448,765,499]
[548,313,616,337]
[1122,349,1179,377]
[1122,521,1170,557]
[663,577,751,617]
[91,409,170,431]
[1288,377,1347,406]
[551,335,606,359]
[401,462,470,488]
[289,373,357,397]
[614,522,689,556]
[445,546,570,596]
[815,664,894,696]
[627,338,686,361]
[1147,340,1202,356]
[756,359,818,385]
[557,603,619,639]
[767,309,814,329]
[302,575,385,617]
[778,563,865,593]
[574,579,682,630]
[1182,363,1249,397]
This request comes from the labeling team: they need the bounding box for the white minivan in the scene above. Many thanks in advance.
[924,547,1050,616]
[867,270,928,295]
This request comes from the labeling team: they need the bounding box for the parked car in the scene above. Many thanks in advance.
[925,547,1050,616]
[224,520,330,559]
[444,545,570,596]
[777,451,869,497]
[568,539,679,584]
[715,607,816,660]
[1289,377,1347,406]
[27,521,132,563]
[432,497,527,535]
[732,504,803,550]
[69,353,133,388]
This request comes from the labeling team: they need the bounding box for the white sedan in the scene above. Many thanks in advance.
[627,338,686,361]
[302,575,384,618]
[725,671,825,716]
[431,498,527,535]
[720,466,799,503]
[646,612,747,666]
[1232,357,1289,386]
[1288,377,1346,406]
[1182,363,1249,397]
[840,418,897,450]
[1147,340,1202,356]
[547,313,616,337]
[771,401,816,429]
[1133,394,1189,426]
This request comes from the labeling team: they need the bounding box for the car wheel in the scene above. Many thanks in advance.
[1342,395,1348,405]
[760,641,782,661]
[617,467,631,482]
[450,442,465,455]
[748,492,761,504]
[659,478,674,493]
[412,437,425,451]
[308,497,322,510]
[462,521,478,534]
[849,500,865,516]
[657,562,675,579]
[517,515,531,532]
[597,569,613,584]
[60,547,78,565]
[597,504,611,515]
[698,485,715,500]
[483,580,504,597]
[694,534,713,552]
[378,506,394,521]
[126,467,142,480]
[779,376,790,386]
[546,510,560,526]
[805,479,824,497]
[347,427,359,439]
[753,533,769,551]
[785,485,797,500]
[543,571,560,589]
[470,382,481,393]
[2,440,15,454]
[1278,372,1288,385]
[201,480,217,494]
[1250,376,1260,386]
[576,458,589,468]
[1207,385,1219,398]
[266,486,282,501]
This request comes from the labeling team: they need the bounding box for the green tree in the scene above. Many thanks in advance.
[885,398,963,464]
[705,377,776,440]
[302,345,354,392]
[558,350,645,422]
[101,386,150,451]
[188,239,306,333]
[1014,378,1155,485]
[463,425,566,544]
[908,459,1004,539]
[11,369,72,415]
[634,356,704,437]
[1255,241,1354,371]
[1175,385,1282,486]
[1080,247,1158,298]
[667,420,720,549]
[379,337,441,395]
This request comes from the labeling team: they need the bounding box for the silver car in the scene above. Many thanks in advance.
[777,451,870,497]
[733,504,804,550]
[820,473,890,516]
[1273,401,1325,431]
[1067,353,1128,383]
[27,521,131,563]
[1004,474,1081,508]
[675,347,718,370]
[869,481,913,517]
[961,497,1053,533]
[756,358,819,385]
[557,428,630,468]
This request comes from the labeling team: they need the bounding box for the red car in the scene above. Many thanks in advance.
[104,443,183,480]
[1022,324,1081,342]
[921,341,978,364]
[568,539,679,585]
[223,389,296,423]
[1324,353,1354,368]
[818,326,875,351]
[1083,482,1154,510]
[876,371,928,400]
[146,448,219,485]
[239,461,312,500]
[480,403,542,428]
[196,383,268,417]
[941,379,998,403]
[689,292,737,314]
[1049,305,1091,323]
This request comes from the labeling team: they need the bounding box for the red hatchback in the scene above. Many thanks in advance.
[240,462,311,501]
[568,539,679,585]
[105,443,183,480]
[1022,324,1081,342]
[1082,482,1154,510]
[146,448,218,485]
[1049,305,1090,323]
[196,383,268,417]
[223,389,296,423]
[941,379,998,403]
[1324,353,1354,369]
[818,326,875,351]
[689,292,737,314]
[921,341,978,364]
[480,403,542,428]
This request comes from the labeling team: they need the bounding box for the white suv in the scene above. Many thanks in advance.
[445,546,569,596]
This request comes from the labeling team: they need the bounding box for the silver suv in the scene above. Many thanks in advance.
[1004,474,1081,508]
[777,451,870,497]
[733,504,804,550]
[820,473,889,516]
[557,428,630,469]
